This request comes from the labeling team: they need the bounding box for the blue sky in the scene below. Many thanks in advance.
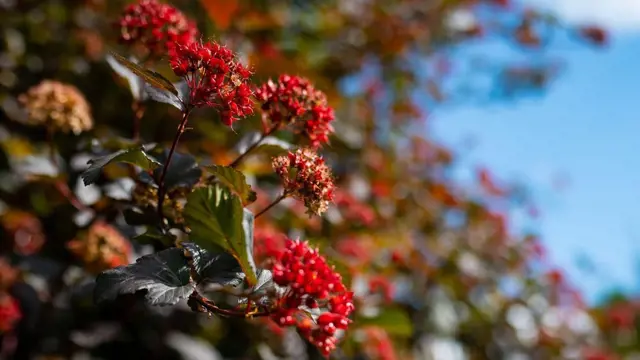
[431,25,640,303]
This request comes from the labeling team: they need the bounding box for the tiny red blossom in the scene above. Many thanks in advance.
[335,236,374,267]
[607,303,636,330]
[363,327,398,360]
[270,238,354,357]
[368,276,394,303]
[334,190,376,226]
[253,225,286,265]
[0,294,21,333]
[169,40,254,126]
[272,148,335,216]
[117,0,197,56]
[256,75,335,147]
[546,269,564,285]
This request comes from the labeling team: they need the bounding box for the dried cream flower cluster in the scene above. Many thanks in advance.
[18,80,93,134]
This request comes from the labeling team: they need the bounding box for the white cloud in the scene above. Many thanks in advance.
[532,0,640,32]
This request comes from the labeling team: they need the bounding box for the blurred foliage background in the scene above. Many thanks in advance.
[0,0,634,360]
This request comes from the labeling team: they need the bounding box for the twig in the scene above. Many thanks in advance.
[157,109,191,224]
[228,126,278,169]
[189,292,270,318]
[255,193,286,219]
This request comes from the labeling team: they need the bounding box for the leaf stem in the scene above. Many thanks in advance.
[255,193,286,219]
[157,109,191,224]
[190,292,270,318]
[228,126,278,169]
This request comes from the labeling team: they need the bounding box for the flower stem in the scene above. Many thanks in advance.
[228,126,277,169]
[157,109,191,224]
[255,193,286,219]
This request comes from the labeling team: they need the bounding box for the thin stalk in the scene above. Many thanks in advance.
[157,109,191,223]
[255,193,286,219]
[190,292,270,318]
[228,126,278,169]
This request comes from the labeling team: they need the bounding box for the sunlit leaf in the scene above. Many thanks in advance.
[106,54,146,101]
[235,131,292,157]
[108,50,178,95]
[357,307,413,337]
[144,83,184,111]
[183,185,258,286]
[81,147,161,186]
[205,165,257,205]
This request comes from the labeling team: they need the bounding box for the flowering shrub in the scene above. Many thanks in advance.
[0,0,617,359]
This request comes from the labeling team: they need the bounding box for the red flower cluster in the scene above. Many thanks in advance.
[272,148,336,216]
[583,348,619,360]
[369,276,394,303]
[256,75,335,147]
[335,236,374,267]
[0,294,21,333]
[270,239,354,356]
[334,190,376,226]
[67,221,131,274]
[169,41,254,126]
[253,225,286,265]
[117,0,197,56]
[363,327,398,360]
[0,210,45,256]
[607,302,637,330]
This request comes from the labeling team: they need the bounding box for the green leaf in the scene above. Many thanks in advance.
[96,137,141,152]
[94,248,194,306]
[140,149,202,189]
[257,136,292,155]
[181,242,244,287]
[357,307,413,338]
[205,165,257,205]
[94,243,244,306]
[144,82,185,111]
[123,206,160,226]
[108,50,178,95]
[235,132,291,157]
[133,227,175,247]
[183,185,258,286]
[81,147,161,186]
[106,54,146,101]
